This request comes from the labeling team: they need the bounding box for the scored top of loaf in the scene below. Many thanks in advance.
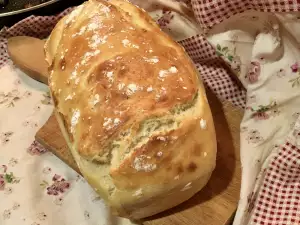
[46,0,198,159]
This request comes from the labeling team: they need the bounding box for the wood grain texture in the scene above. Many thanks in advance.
[7,37,48,85]
[35,88,243,225]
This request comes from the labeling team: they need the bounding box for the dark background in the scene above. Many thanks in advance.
[0,0,85,28]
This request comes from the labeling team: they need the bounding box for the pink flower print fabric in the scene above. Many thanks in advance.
[46,174,70,196]
[27,141,48,155]
[246,61,261,84]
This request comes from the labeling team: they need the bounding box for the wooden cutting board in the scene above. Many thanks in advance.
[35,88,243,225]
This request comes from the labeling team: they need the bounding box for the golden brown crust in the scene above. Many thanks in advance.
[47,0,198,160]
[111,100,216,190]
[45,0,217,219]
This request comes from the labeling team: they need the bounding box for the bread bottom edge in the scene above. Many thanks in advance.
[113,171,213,220]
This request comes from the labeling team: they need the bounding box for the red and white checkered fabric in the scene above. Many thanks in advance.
[190,0,300,33]
[178,34,246,108]
[250,141,300,225]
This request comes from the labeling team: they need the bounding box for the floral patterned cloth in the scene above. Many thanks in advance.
[206,11,300,224]
[2,1,300,225]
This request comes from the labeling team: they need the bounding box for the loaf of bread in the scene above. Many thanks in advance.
[44,0,217,220]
